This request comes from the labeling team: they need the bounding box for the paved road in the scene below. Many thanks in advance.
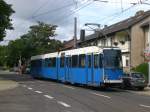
[0,71,150,112]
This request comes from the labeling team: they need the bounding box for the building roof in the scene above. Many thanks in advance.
[63,39,75,50]
[62,38,80,50]
[140,21,150,27]
[79,10,150,43]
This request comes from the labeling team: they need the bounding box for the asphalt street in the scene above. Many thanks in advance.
[0,71,150,112]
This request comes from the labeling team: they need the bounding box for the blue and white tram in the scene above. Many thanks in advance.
[30,46,123,87]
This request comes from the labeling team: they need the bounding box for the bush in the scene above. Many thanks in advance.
[132,63,148,81]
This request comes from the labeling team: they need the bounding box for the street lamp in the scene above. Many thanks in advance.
[85,23,101,28]
[84,23,108,40]
[85,23,101,32]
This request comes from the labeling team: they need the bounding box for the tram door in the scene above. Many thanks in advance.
[87,54,100,85]
[93,54,100,85]
[65,56,71,82]
[87,54,93,84]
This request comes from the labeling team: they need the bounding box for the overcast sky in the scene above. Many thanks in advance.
[0,0,150,45]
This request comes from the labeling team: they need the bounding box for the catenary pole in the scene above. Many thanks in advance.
[74,17,77,48]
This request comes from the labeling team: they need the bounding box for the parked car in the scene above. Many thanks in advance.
[121,72,147,90]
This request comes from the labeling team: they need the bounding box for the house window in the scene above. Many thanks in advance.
[125,36,130,41]
[110,38,113,46]
[126,59,129,67]
[94,41,97,46]
[101,39,106,46]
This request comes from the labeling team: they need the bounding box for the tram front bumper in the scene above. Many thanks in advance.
[104,79,123,83]
[103,80,123,87]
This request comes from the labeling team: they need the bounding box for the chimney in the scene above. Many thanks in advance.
[135,10,144,16]
[80,29,85,41]
[104,25,108,28]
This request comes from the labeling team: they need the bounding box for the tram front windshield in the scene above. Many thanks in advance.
[103,49,122,69]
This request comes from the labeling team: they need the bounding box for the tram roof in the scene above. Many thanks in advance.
[59,46,102,56]
[31,52,58,60]
[31,46,120,60]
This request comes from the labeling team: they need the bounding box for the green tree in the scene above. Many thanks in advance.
[0,45,8,66]
[7,39,25,67]
[0,0,14,41]
[6,22,63,67]
[21,22,63,54]
[132,63,148,81]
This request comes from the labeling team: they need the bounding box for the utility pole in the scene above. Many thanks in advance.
[121,0,123,12]
[74,17,77,48]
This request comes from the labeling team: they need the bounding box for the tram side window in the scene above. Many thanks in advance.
[45,58,50,67]
[52,58,56,67]
[66,57,71,67]
[79,54,85,67]
[99,54,102,68]
[69,57,71,67]
[39,59,42,67]
[35,59,42,67]
[36,60,38,67]
[33,60,37,67]
[88,55,91,68]
[42,60,44,67]
[60,57,65,67]
[36,61,39,67]
[31,60,39,67]
[49,58,56,67]
[94,54,99,68]
[72,55,78,67]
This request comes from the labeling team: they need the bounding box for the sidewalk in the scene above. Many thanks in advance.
[130,87,150,96]
[0,70,18,91]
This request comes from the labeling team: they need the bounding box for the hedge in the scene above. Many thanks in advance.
[132,63,148,81]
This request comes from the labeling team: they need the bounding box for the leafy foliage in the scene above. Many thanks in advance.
[0,45,8,66]
[0,0,14,41]
[132,63,148,81]
[5,22,63,67]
